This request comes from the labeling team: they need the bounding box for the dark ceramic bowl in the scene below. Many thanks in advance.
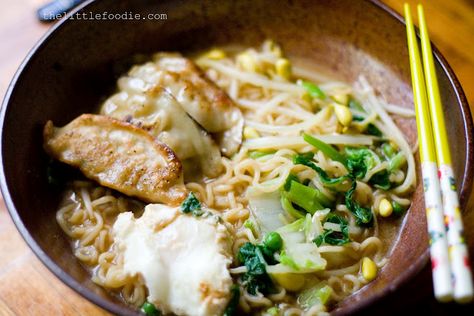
[1,0,473,315]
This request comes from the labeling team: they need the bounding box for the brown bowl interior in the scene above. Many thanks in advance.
[1,0,472,315]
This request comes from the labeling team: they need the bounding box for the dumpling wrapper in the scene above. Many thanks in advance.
[102,53,243,157]
[43,114,187,205]
[101,85,223,180]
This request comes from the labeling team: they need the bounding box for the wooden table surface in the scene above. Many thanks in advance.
[0,0,473,315]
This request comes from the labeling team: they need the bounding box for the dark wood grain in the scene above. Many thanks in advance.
[0,0,473,315]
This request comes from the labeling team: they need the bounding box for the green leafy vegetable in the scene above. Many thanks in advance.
[223,285,240,316]
[392,201,406,217]
[293,153,349,186]
[281,193,306,219]
[344,147,378,179]
[313,213,350,246]
[345,180,373,227]
[276,219,327,272]
[180,192,203,216]
[369,170,391,190]
[141,302,161,316]
[366,123,382,136]
[238,242,276,295]
[299,80,326,99]
[283,173,300,191]
[303,134,347,165]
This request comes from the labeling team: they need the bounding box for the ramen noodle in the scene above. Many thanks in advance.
[50,40,416,316]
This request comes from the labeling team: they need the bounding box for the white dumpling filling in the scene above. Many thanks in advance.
[113,204,233,316]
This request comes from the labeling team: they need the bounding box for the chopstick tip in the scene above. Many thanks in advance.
[417,4,425,16]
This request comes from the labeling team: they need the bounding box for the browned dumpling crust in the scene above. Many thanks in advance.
[43,114,187,205]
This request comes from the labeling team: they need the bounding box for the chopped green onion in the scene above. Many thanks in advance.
[180,192,203,216]
[286,181,324,214]
[281,193,305,219]
[283,173,300,191]
[382,142,396,159]
[389,152,406,171]
[299,80,326,99]
[302,134,347,165]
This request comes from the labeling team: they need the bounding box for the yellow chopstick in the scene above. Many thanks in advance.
[417,4,474,303]
[404,4,453,302]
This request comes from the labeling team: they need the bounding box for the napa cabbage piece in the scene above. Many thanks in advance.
[247,186,289,233]
[297,283,332,309]
[276,217,326,272]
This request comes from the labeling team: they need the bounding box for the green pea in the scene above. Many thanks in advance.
[263,232,283,252]
[141,302,161,316]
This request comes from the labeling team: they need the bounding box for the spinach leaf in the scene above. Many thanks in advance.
[344,147,377,179]
[345,180,373,227]
[180,192,203,216]
[366,123,382,136]
[223,285,240,316]
[369,170,391,190]
[238,242,276,295]
[313,213,350,246]
[293,153,349,186]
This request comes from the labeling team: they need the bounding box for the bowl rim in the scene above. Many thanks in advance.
[1,0,473,315]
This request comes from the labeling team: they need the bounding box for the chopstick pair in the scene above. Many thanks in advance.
[404,4,473,303]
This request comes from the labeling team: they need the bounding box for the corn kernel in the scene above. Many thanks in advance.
[334,104,352,126]
[237,53,258,72]
[204,48,226,60]
[361,257,378,281]
[379,198,393,217]
[275,58,292,80]
[331,93,349,106]
[243,126,260,139]
[271,273,305,291]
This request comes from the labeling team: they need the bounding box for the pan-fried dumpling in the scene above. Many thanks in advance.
[102,53,243,156]
[43,114,187,205]
[101,87,223,179]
